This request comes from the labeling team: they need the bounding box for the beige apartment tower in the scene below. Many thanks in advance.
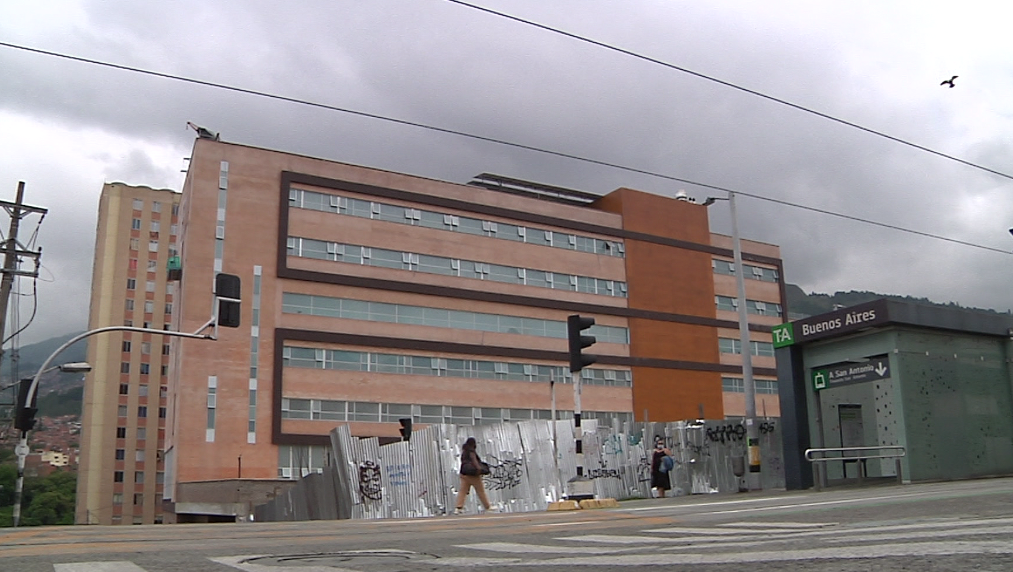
[76,183,180,525]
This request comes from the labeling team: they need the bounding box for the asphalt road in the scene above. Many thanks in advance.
[3,477,1013,571]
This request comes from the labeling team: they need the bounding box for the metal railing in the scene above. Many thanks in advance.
[805,446,906,490]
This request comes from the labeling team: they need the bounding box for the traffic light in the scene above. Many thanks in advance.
[567,314,597,373]
[14,378,38,432]
[215,273,241,328]
[398,418,412,441]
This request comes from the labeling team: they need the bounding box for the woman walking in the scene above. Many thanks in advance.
[454,437,494,514]
[651,437,673,498]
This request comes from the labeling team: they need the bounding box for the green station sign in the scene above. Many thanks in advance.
[772,322,794,348]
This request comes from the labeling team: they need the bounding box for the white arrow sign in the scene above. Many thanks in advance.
[875,362,888,376]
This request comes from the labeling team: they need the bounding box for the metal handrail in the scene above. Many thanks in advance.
[804,446,906,490]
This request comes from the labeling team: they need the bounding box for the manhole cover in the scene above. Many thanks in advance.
[243,550,436,567]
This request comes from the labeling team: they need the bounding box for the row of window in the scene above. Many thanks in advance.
[288,236,628,298]
[282,346,633,387]
[112,470,164,484]
[116,405,166,418]
[117,383,168,398]
[289,188,625,258]
[120,362,169,376]
[131,198,178,217]
[712,259,779,283]
[128,237,177,255]
[124,300,172,314]
[721,376,779,394]
[715,296,783,317]
[111,492,157,507]
[280,398,634,426]
[122,341,171,355]
[116,426,148,439]
[717,338,775,357]
[130,218,178,235]
[282,293,630,344]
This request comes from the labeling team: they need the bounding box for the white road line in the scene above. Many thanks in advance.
[647,516,1013,539]
[717,521,837,529]
[54,563,148,572]
[438,540,1013,566]
[454,542,635,555]
[622,490,935,513]
[829,524,1013,544]
[635,527,775,536]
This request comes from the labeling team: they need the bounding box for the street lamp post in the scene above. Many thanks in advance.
[11,318,219,527]
[11,361,93,527]
[704,191,761,489]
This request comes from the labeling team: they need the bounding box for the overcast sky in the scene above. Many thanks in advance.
[1,1,1012,346]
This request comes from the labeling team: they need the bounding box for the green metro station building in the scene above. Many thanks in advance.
[774,299,1013,489]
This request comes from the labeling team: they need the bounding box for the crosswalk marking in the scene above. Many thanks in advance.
[453,542,633,555]
[438,540,1013,566]
[717,521,837,529]
[54,563,147,572]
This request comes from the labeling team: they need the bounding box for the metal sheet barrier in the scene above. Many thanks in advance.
[253,418,784,521]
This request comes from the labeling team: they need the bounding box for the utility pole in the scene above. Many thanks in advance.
[0,182,46,371]
[729,192,761,488]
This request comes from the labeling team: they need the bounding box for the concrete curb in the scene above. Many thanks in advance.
[547,498,620,511]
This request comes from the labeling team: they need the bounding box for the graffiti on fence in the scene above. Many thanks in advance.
[706,423,746,444]
[602,434,625,455]
[386,463,410,487]
[587,467,621,480]
[759,421,777,434]
[483,457,524,491]
[637,455,651,482]
[358,460,383,501]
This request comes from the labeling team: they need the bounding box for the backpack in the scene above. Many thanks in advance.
[660,455,674,473]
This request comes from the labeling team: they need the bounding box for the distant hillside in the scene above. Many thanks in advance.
[0,331,87,392]
[784,284,1007,319]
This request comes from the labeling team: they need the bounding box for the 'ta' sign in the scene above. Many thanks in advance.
[772,323,794,348]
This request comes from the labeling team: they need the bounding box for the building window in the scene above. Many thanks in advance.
[148,241,158,253]
[135,450,145,462]
[138,406,147,418]
[131,218,141,230]
[117,405,127,417]
[165,303,172,315]
[122,340,132,352]
[126,278,136,290]
[129,238,139,251]
[114,471,124,483]
[134,471,144,484]
[138,384,148,397]
[282,293,629,344]
[147,259,157,272]
[120,362,130,374]
[112,493,123,505]
[129,258,138,271]
[133,493,143,505]
[119,383,129,395]
[159,407,166,418]
[125,299,134,312]
[145,281,155,292]
[144,301,154,314]
[151,201,161,213]
[116,427,127,438]
[150,221,160,233]
[132,199,144,211]
[162,343,170,355]
[136,428,146,440]
[115,449,125,461]
[139,363,150,376]
[161,365,168,376]
[140,342,150,355]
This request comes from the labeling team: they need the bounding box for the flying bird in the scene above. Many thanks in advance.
[186,121,220,140]
[940,75,958,88]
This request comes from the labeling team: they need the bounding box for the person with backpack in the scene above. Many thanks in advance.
[453,437,495,514]
[651,436,674,498]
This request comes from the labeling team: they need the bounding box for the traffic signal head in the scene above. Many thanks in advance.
[398,418,413,441]
[215,273,241,328]
[14,378,38,432]
[567,314,597,373]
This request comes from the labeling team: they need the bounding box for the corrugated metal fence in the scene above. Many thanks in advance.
[253,418,783,521]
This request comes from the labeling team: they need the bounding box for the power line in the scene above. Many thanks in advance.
[0,40,1008,256]
[442,0,1013,184]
